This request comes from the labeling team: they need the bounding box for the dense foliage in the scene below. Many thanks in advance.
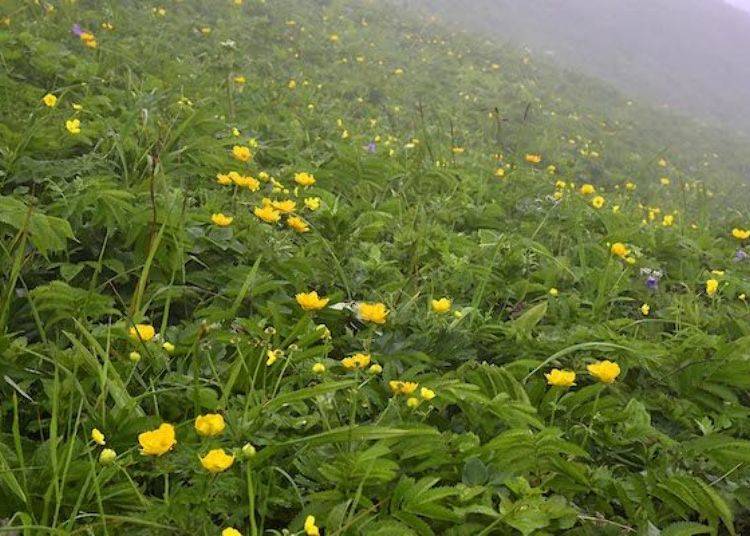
[2,0,750,534]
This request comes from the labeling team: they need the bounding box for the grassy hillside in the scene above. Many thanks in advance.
[413,0,750,137]
[2,0,750,534]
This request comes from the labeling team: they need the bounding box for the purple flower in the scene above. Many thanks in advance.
[646,275,659,289]
[71,23,84,37]
[365,141,376,154]
[734,249,748,263]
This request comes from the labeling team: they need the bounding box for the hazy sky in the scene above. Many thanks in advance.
[724,0,750,12]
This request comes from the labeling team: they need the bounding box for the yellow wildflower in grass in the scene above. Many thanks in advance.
[587,360,621,384]
[233,75,246,84]
[288,79,297,89]
[294,172,316,186]
[304,515,320,536]
[406,397,420,408]
[304,197,321,211]
[194,413,225,437]
[740,294,747,301]
[625,181,637,191]
[254,205,281,223]
[312,362,326,374]
[662,214,674,227]
[706,279,719,296]
[216,173,232,185]
[420,387,436,400]
[211,213,233,227]
[544,369,576,387]
[555,180,566,189]
[42,93,58,107]
[553,191,563,201]
[524,153,542,164]
[369,363,383,374]
[579,183,595,195]
[287,216,310,233]
[329,33,340,43]
[91,428,105,445]
[266,349,282,366]
[200,448,234,473]
[452,146,465,154]
[389,380,419,395]
[610,242,629,258]
[430,297,451,313]
[272,199,296,213]
[732,228,750,240]
[66,118,81,134]
[129,323,155,342]
[358,302,389,324]
[591,195,605,209]
[232,145,252,162]
[162,341,175,353]
[296,291,329,311]
[660,177,671,186]
[341,353,371,370]
[658,158,667,167]
[548,288,559,297]
[494,167,505,178]
[99,448,117,465]
[223,529,242,536]
[641,303,650,315]
[79,32,97,48]
[138,423,176,456]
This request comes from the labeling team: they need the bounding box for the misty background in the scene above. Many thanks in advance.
[406,0,750,137]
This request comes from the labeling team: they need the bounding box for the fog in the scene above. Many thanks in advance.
[405,0,750,136]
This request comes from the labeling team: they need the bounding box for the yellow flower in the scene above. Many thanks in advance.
[233,75,246,84]
[129,323,155,342]
[406,397,420,408]
[288,79,297,89]
[640,303,650,315]
[223,529,242,536]
[99,448,117,465]
[296,291,329,311]
[211,213,233,227]
[312,362,326,374]
[232,145,252,162]
[579,183,595,195]
[79,32,97,48]
[549,288,559,297]
[358,302,389,324]
[194,414,225,437]
[553,191,563,201]
[294,172,316,187]
[732,228,750,240]
[740,294,747,301]
[625,181,636,191]
[544,369,576,387]
[662,214,674,227]
[91,428,106,445]
[66,118,81,134]
[254,206,281,223]
[42,93,58,107]
[706,279,719,296]
[342,353,371,370]
[162,341,175,353]
[272,199,296,213]
[587,360,621,384]
[420,387,436,400]
[430,297,451,314]
[287,216,310,233]
[200,448,234,473]
[524,153,542,164]
[494,168,505,178]
[660,177,671,186]
[658,158,667,167]
[304,515,320,536]
[591,196,605,209]
[389,380,419,395]
[216,173,232,185]
[138,423,176,456]
[329,33,340,43]
[368,364,383,374]
[610,242,629,258]
[452,146,465,154]
[266,349,282,366]
[304,197,321,211]
[555,180,566,189]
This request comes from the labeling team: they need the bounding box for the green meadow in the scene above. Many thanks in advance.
[2,0,750,534]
